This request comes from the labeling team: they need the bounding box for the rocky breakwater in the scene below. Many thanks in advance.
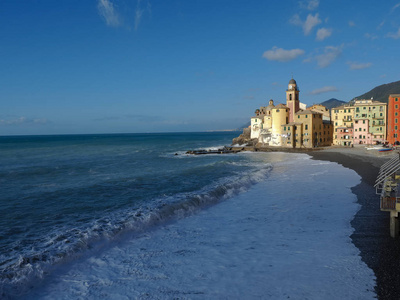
[231,127,257,146]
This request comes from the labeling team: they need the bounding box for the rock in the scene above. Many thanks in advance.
[232,127,251,145]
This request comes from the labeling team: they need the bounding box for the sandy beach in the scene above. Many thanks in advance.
[308,146,400,300]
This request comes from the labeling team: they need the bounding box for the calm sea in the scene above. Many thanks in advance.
[0,132,274,298]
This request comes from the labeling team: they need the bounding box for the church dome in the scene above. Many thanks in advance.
[289,78,296,85]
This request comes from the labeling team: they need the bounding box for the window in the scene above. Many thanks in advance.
[305,124,308,130]
[306,115,308,118]
[363,120,365,124]
[396,105,398,109]
[395,126,398,130]
[396,98,398,102]
[298,115,300,119]
[284,126,286,130]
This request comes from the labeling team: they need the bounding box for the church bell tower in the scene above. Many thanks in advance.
[286,78,300,123]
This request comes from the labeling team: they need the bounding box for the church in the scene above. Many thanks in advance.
[250,78,333,148]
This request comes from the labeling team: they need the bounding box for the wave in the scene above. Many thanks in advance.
[0,161,272,299]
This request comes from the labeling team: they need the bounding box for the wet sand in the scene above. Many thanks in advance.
[308,147,400,300]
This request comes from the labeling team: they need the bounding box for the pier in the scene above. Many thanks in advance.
[375,152,400,237]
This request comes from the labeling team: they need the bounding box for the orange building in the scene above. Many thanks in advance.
[387,94,400,145]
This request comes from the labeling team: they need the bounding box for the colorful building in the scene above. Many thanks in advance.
[387,94,400,145]
[250,78,332,148]
[353,99,387,144]
[331,99,387,146]
[282,110,332,148]
[331,105,354,146]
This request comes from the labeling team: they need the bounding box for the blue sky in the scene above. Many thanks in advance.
[1,0,400,135]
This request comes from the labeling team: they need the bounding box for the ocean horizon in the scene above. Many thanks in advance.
[0,132,375,299]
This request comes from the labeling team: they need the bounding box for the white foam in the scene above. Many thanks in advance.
[28,153,376,299]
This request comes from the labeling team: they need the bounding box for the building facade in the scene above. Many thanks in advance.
[331,99,387,146]
[331,105,354,146]
[250,78,332,148]
[387,94,400,145]
[353,99,387,144]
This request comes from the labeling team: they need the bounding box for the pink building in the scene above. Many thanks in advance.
[353,119,374,145]
[336,127,353,146]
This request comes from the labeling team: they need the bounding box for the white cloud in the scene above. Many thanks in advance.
[304,14,322,35]
[290,13,321,35]
[365,33,378,40]
[97,0,121,27]
[348,21,355,27]
[135,0,151,31]
[307,0,319,10]
[348,62,372,70]
[310,86,338,95]
[300,0,319,10]
[316,28,332,41]
[391,3,400,13]
[0,117,49,126]
[316,45,342,68]
[387,28,400,39]
[262,47,305,62]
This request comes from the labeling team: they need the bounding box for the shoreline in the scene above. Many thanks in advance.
[307,147,399,299]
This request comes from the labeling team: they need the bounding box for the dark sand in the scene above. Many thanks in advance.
[309,148,400,300]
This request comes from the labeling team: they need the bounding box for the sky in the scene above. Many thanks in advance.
[1,0,400,135]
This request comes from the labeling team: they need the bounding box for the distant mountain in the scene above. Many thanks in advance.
[318,98,347,110]
[354,80,400,104]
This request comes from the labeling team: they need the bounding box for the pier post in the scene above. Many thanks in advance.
[390,211,399,238]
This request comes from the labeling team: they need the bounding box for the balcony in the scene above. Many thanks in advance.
[381,197,397,210]
[343,118,352,122]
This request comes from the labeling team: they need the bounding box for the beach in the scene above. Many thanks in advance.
[0,133,395,299]
[25,150,376,299]
[309,147,399,299]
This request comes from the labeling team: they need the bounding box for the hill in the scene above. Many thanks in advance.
[318,98,347,109]
[354,80,400,103]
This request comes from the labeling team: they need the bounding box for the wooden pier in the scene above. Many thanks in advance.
[375,152,400,237]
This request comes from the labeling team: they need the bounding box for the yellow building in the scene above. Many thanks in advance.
[282,110,332,148]
[250,78,332,148]
[331,105,354,146]
[269,104,289,146]
[308,104,330,120]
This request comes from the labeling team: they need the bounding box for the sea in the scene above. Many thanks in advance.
[0,132,376,299]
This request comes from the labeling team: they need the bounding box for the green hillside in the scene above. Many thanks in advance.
[354,80,400,103]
